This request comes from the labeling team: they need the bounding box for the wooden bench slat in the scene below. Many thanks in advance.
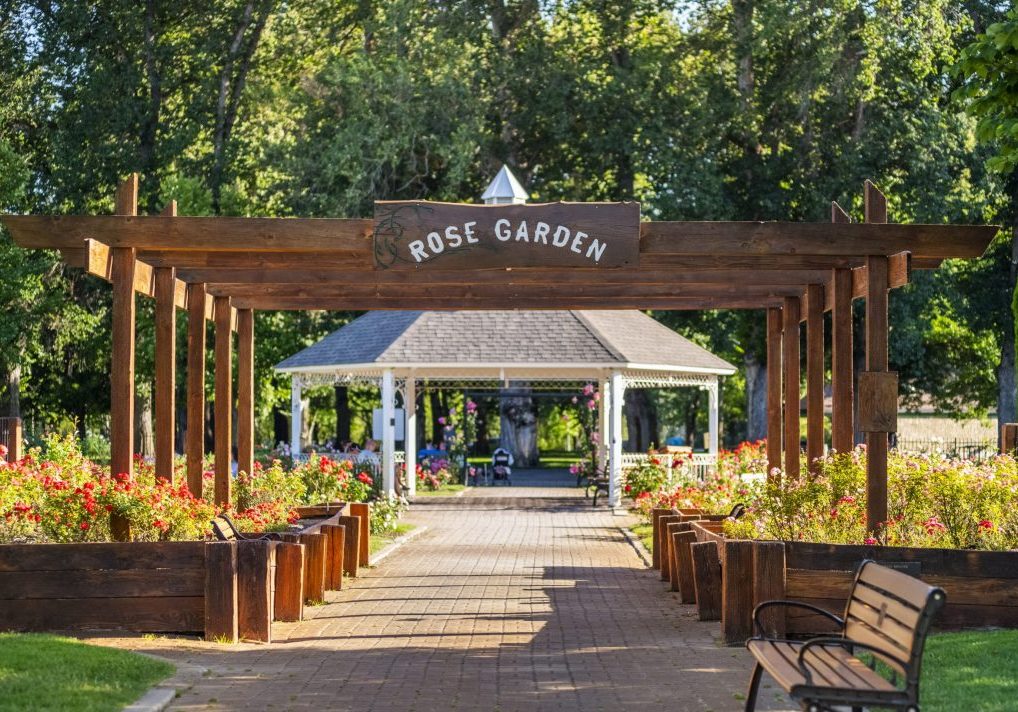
[850,581,922,629]
[856,563,932,610]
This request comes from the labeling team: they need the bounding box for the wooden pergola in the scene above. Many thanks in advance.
[1,175,997,537]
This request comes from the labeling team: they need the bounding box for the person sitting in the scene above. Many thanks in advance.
[357,439,380,466]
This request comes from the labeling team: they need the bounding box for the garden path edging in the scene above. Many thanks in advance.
[619,525,652,568]
[370,525,428,566]
[123,654,207,712]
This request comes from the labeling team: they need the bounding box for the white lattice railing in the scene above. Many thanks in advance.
[618,452,717,481]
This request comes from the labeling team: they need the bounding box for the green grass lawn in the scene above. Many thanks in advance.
[0,633,173,712]
[630,523,653,552]
[921,629,1018,711]
[369,522,417,557]
[413,483,468,497]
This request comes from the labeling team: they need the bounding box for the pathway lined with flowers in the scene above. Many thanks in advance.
[97,474,794,711]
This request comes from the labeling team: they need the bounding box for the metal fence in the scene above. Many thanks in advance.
[892,438,997,462]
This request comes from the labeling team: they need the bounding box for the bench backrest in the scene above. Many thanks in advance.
[842,560,946,690]
[210,516,239,541]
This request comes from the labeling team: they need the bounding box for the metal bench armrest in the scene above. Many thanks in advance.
[752,600,844,637]
[796,637,910,686]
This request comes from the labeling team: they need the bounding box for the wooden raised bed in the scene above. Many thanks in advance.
[0,502,372,643]
[647,507,1018,646]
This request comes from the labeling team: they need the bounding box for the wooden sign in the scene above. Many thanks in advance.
[372,201,639,270]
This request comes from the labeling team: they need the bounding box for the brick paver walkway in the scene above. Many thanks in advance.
[100,470,793,711]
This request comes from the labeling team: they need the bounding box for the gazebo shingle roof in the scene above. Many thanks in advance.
[276,310,735,374]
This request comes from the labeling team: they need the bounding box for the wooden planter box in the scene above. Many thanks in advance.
[648,507,1018,646]
[0,504,372,643]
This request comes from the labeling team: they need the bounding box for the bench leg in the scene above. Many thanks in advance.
[744,662,763,712]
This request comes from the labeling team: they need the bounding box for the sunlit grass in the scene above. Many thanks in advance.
[922,629,1018,711]
[0,633,173,712]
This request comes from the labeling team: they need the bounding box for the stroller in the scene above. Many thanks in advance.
[491,447,513,486]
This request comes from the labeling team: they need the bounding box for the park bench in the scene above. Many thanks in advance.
[743,559,946,712]
[210,514,282,542]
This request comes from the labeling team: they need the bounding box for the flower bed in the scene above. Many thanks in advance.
[0,435,385,544]
[639,443,1018,644]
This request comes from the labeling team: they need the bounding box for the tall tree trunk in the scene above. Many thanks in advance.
[1000,223,1018,439]
[135,388,155,458]
[334,385,350,445]
[7,363,20,418]
[272,406,288,448]
[745,351,767,441]
[499,390,538,467]
[624,389,658,451]
[210,0,274,213]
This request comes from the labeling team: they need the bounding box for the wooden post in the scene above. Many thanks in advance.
[154,266,176,483]
[666,522,685,592]
[301,532,327,604]
[865,254,890,532]
[650,507,671,569]
[110,175,138,542]
[204,541,238,643]
[691,542,722,621]
[274,541,304,622]
[766,307,782,478]
[237,540,273,643]
[658,514,682,582]
[752,541,786,638]
[805,284,824,475]
[338,515,360,577]
[831,203,854,454]
[186,283,207,497]
[721,540,755,645]
[322,523,346,590]
[349,502,371,566]
[865,180,890,533]
[214,295,233,506]
[672,529,698,604]
[1001,423,1018,455]
[782,296,801,480]
[237,308,255,477]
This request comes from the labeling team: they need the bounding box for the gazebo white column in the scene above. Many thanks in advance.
[290,376,303,458]
[597,375,610,472]
[707,379,720,458]
[405,375,417,496]
[609,370,626,509]
[381,369,396,495]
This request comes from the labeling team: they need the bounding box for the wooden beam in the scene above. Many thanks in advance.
[2,215,997,259]
[186,283,207,497]
[805,284,824,475]
[214,296,233,507]
[766,307,782,479]
[783,296,801,480]
[237,309,255,478]
[205,283,806,300]
[154,266,177,483]
[225,296,787,311]
[821,251,911,312]
[58,239,236,326]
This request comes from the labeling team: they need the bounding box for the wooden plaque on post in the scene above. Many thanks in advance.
[858,371,898,433]
[373,201,640,270]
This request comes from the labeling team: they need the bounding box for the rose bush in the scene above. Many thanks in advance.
[0,436,385,543]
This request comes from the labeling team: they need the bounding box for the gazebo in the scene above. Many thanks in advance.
[276,310,737,502]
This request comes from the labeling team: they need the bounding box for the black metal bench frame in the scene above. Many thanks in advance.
[744,559,946,712]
